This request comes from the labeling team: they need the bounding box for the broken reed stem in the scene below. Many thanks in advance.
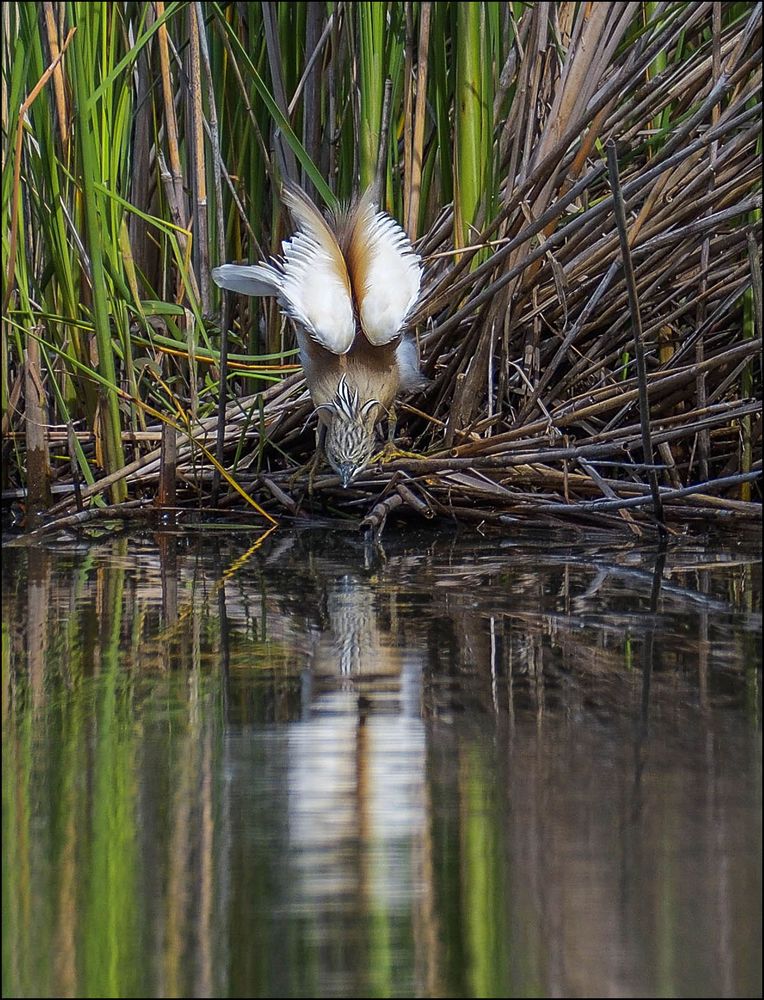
[157,422,177,508]
[606,139,664,529]
[24,333,52,523]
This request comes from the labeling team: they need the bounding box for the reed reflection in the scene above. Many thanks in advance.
[2,527,761,999]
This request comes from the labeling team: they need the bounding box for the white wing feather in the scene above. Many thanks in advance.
[212,264,279,297]
[346,200,422,346]
[277,232,355,354]
[212,185,356,356]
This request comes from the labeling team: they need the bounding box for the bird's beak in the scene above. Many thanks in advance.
[339,464,354,488]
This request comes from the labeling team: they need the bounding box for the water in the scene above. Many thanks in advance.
[2,524,761,998]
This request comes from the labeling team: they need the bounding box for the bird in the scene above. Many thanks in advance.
[212,182,423,487]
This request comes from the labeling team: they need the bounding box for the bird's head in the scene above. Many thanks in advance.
[320,376,380,487]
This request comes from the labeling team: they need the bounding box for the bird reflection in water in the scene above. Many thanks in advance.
[286,558,427,944]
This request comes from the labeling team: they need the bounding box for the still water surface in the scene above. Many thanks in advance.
[2,525,761,998]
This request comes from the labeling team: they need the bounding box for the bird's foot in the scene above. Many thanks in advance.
[288,451,324,497]
[369,442,428,466]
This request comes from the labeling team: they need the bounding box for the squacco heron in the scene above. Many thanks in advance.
[212,183,423,487]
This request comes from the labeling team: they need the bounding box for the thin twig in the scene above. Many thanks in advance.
[373,78,393,205]
[606,139,664,529]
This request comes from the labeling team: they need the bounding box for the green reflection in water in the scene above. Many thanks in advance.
[462,748,508,999]
[2,528,762,999]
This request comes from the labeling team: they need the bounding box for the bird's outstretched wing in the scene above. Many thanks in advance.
[210,264,280,297]
[212,183,355,355]
[343,191,422,346]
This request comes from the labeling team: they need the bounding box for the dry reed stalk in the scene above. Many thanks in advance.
[24,333,51,520]
[158,423,177,509]
[155,1,186,227]
[188,6,210,314]
[606,139,663,526]
[405,0,431,239]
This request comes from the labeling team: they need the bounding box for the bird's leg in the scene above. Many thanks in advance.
[387,403,398,446]
[369,404,427,465]
[306,424,326,496]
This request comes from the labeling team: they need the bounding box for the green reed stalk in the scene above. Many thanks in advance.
[454,2,485,250]
[70,3,126,500]
[359,2,387,191]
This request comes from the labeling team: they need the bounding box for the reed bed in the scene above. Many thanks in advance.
[2,2,761,535]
